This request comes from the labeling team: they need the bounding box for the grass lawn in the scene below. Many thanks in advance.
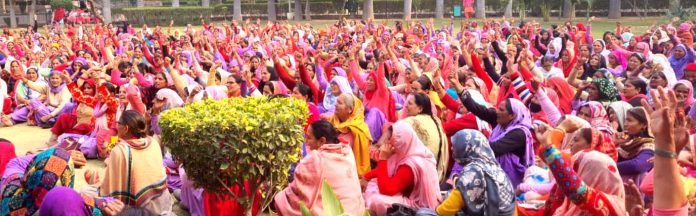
[162,16,668,39]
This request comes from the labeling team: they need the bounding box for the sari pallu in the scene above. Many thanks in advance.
[490,99,535,188]
[328,95,373,177]
[97,138,172,214]
[402,115,449,182]
[1,148,75,216]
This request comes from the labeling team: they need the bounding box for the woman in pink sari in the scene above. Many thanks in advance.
[362,121,440,215]
[274,120,365,216]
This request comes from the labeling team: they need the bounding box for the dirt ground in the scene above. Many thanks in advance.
[1,124,190,215]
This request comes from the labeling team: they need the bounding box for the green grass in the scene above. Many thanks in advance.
[192,16,668,38]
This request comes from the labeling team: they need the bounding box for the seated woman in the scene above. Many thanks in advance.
[614,107,655,185]
[82,110,173,215]
[362,121,440,215]
[275,120,365,216]
[327,93,372,177]
[320,76,353,114]
[1,148,122,215]
[13,70,73,128]
[534,127,626,215]
[418,129,515,216]
[460,91,534,188]
[47,72,97,145]
[402,93,449,182]
[2,67,44,126]
[607,101,633,133]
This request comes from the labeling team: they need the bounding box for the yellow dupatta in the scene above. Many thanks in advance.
[329,95,373,177]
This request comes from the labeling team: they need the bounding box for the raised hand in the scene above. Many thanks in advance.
[642,87,679,150]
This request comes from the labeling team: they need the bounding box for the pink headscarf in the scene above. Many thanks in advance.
[386,121,441,208]
[581,101,614,135]
[635,42,651,61]
[553,150,626,215]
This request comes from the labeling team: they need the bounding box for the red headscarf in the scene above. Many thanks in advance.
[364,63,397,122]
[587,128,618,161]
[545,77,575,114]
[0,140,16,176]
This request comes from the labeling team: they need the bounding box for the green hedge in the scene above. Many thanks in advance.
[113,6,229,26]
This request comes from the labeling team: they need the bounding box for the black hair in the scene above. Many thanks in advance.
[415,76,433,91]
[119,110,148,138]
[412,93,433,116]
[310,120,340,144]
[103,82,118,95]
[579,128,594,144]
[626,107,650,137]
[626,77,648,95]
[137,63,153,74]
[296,84,314,102]
[228,74,243,84]
[630,53,646,64]
[118,61,133,72]
[263,82,275,95]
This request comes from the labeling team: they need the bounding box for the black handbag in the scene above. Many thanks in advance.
[386,203,417,216]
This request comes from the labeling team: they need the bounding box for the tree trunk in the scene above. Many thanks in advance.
[504,0,513,17]
[403,0,412,20]
[28,0,36,26]
[233,0,242,20]
[670,0,680,16]
[435,0,443,19]
[137,0,144,7]
[267,0,276,21]
[8,0,15,28]
[561,0,571,18]
[172,0,180,7]
[585,0,591,19]
[475,0,485,18]
[305,0,311,20]
[608,0,620,19]
[294,0,302,20]
[102,0,111,23]
[202,0,210,7]
[362,0,373,20]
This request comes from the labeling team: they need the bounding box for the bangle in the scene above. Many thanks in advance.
[655,148,677,159]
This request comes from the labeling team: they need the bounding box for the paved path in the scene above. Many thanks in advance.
[1,124,189,215]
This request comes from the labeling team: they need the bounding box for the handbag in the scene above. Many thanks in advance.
[386,203,417,216]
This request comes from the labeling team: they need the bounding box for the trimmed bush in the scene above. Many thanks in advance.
[159,97,308,214]
[50,0,74,11]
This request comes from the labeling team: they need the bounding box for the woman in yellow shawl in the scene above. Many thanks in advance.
[328,93,373,177]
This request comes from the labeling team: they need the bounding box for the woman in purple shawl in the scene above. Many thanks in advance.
[460,91,534,188]
[669,44,696,79]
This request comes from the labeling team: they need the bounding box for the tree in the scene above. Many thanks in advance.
[101,0,111,23]
[268,0,277,21]
[475,0,485,18]
[561,0,577,20]
[8,0,15,28]
[233,0,242,20]
[28,0,36,26]
[202,0,210,7]
[294,0,303,20]
[608,0,621,19]
[539,0,552,21]
[504,0,513,17]
[363,0,374,20]
[304,0,311,20]
[404,0,412,20]
[584,0,594,19]
[435,0,443,19]
[172,0,180,7]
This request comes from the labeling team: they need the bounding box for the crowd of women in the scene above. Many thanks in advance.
[0,14,696,215]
